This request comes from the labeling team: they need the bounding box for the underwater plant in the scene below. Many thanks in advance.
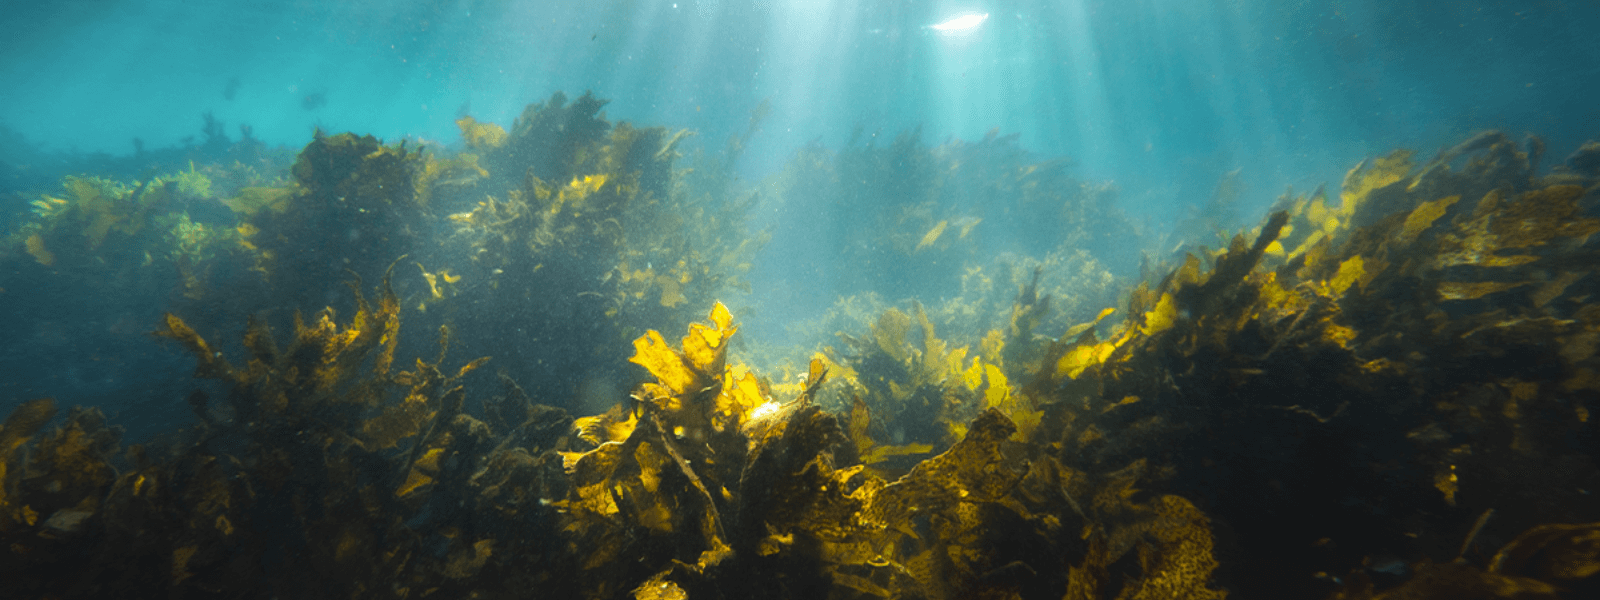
[2,113,1599,600]
[1026,131,1600,599]
[0,166,255,307]
[763,127,1135,305]
[436,93,760,403]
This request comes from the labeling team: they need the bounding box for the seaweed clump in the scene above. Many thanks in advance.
[768,127,1133,305]
[229,131,436,310]
[0,91,767,408]
[1024,131,1600,598]
[769,127,1127,369]
[0,292,1230,599]
[1,268,501,598]
[1,170,242,294]
[2,130,1599,600]
[441,91,762,398]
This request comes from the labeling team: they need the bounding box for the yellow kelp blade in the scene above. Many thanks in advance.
[1140,293,1178,336]
[848,396,934,467]
[455,115,508,150]
[574,403,639,446]
[683,301,738,374]
[629,330,698,395]
[714,368,768,432]
[1062,307,1117,340]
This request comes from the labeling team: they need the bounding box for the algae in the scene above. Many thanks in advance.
[1,113,1598,600]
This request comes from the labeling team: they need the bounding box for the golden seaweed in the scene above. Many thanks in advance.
[23,233,54,266]
[3,125,1599,600]
[455,115,508,151]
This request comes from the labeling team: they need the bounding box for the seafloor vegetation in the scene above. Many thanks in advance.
[0,94,1597,599]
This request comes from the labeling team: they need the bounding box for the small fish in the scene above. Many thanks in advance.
[916,220,949,252]
[952,216,982,239]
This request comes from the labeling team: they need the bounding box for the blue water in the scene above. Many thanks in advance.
[2,0,1598,420]
[7,1,1596,193]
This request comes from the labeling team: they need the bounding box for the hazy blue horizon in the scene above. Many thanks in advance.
[6,1,1596,222]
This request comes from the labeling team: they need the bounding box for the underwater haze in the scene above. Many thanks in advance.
[2,1,1600,599]
[6,0,1600,325]
[7,2,1598,200]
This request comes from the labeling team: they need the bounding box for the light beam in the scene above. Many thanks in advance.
[928,12,989,32]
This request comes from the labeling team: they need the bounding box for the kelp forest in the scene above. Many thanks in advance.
[1,93,1598,600]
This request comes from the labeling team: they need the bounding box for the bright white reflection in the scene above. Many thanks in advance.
[928,12,989,32]
[749,401,781,422]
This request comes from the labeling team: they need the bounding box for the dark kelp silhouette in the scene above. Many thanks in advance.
[1,110,1598,598]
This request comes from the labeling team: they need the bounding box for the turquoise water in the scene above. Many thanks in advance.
[5,1,1597,322]
[6,2,1595,201]
[4,0,1593,405]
